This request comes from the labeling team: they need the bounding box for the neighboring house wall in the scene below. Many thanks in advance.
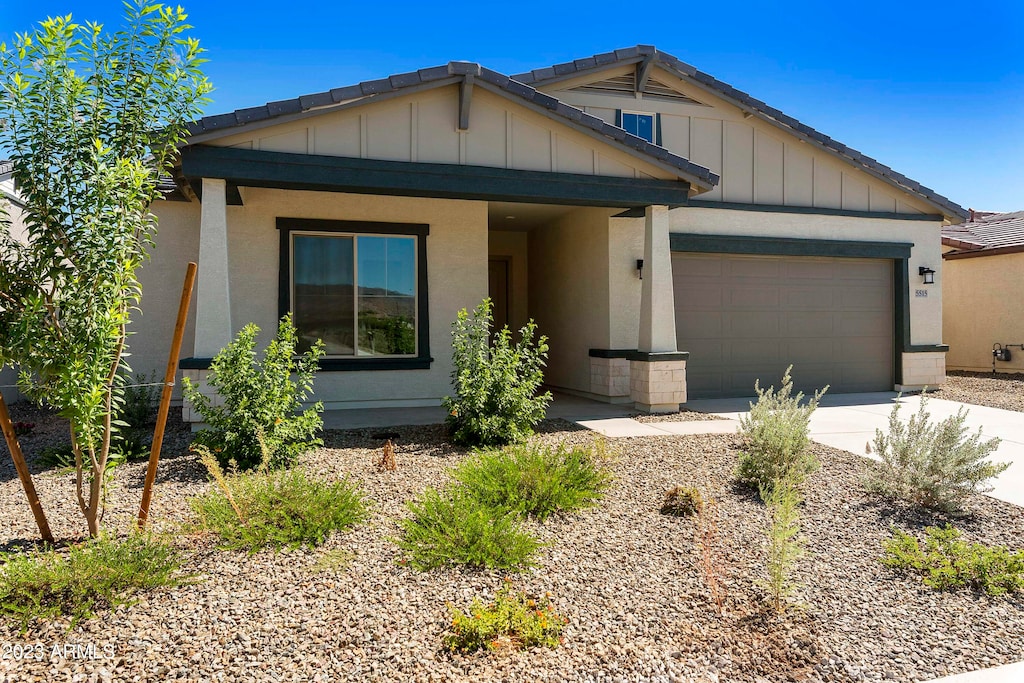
[144,188,488,409]
[206,86,677,182]
[528,207,616,394]
[943,251,1024,373]
[547,65,933,214]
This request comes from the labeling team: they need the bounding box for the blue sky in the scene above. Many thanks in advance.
[3,0,1022,212]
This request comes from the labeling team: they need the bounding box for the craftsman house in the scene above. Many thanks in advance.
[133,46,963,418]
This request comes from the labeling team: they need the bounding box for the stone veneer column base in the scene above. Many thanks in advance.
[181,369,223,423]
[896,351,946,391]
[629,357,687,413]
[590,357,631,400]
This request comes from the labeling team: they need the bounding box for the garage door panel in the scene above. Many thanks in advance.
[725,312,780,336]
[838,259,891,280]
[726,286,779,309]
[840,286,890,310]
[782,312,836,337]
[783,260,836,280]
[782,338,841,364]
[673,252,893,398]
[780,286,835,310]
[725,258,782,279]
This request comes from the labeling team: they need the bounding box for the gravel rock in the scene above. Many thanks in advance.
[0,415,1022,682]
[934,371,1024,413]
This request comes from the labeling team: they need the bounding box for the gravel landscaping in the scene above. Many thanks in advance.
[936,371,1024,413]
[1,407,1023,682]
[633,409,722,423]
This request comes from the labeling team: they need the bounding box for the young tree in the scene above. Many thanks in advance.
[0,3,210,537]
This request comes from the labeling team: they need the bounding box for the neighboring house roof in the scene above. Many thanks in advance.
[942,211,1024,259]
[513,45,967,221]
[0,159,12,180]
[182,61,719,190]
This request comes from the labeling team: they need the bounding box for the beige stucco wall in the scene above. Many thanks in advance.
[145,190,488,408]
[528,207,616,393]
[943,252,1024,373]
[487,230,529,334]
[547,65,937,215]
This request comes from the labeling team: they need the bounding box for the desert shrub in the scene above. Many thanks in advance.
[882,525,1024,595]
[190,445,367,553]
[110,371,160,462]
[759,477,805,613]
[736,366,827,492]
[661,485,704,517]
[12,421,35,437]
[36,444,76,470]
[444,299,552,447]
[0,533,182,631]
[868,395,1005,513]
[452,441,612,521]
[444,581,566,653]
[395,487,542,570]
[183,316,324,470]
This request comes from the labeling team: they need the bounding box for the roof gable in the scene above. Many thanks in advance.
[183,62,717,191]
[514,46,966,221]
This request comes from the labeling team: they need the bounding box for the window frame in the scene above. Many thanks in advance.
[277,217,431,371]
[620,111,655,143]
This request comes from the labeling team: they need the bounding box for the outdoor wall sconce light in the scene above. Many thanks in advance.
[919,266,936,285]
[636,259,644,279]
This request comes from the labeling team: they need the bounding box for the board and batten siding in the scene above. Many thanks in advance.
[549,66,934,215]
[206,85,675,182]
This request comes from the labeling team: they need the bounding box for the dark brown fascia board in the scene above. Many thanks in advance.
[943,245,1024,260]
[514,46,968,223]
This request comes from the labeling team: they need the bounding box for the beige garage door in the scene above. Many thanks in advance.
[673,253,894,398]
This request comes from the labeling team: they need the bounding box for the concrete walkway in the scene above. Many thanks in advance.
[687,392,1024,508]
[924,661,1024,683]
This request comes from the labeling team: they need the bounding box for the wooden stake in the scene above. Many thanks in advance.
[0,392,54,543]
[138,262,197,529]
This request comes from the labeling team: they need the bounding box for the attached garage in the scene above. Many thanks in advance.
[672,246,897,399]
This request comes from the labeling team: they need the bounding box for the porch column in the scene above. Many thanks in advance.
[194,178,232,357]
[184,178,231,423]
[630,204,687,413]
[639,205,677,352]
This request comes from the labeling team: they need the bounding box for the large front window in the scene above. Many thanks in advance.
[292,232,417,357]
[279,218,430,370]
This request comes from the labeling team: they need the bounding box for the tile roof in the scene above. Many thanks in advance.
[513,46,967,221]
[942,211,1024,257]
[183,62,719,189]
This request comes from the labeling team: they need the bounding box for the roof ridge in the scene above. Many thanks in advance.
[513,45,966,221]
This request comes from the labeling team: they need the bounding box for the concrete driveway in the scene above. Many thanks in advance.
[686,392,1024,508]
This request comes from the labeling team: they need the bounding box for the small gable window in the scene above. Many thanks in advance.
[621,112,654,143]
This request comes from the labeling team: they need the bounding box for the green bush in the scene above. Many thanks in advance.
[444,299,552,447]
[759,477,805,613]
[191,447,368,553]
[868,394,1006,513]
[452,441,612,521]
[0,533,182,631]
[444,581,566,653]
[395,487,542,571]
[882,525,1024,595]
[661,485,704,517]
[736,366,827,492]
[110,371,160,462]
[183,315,324,470]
